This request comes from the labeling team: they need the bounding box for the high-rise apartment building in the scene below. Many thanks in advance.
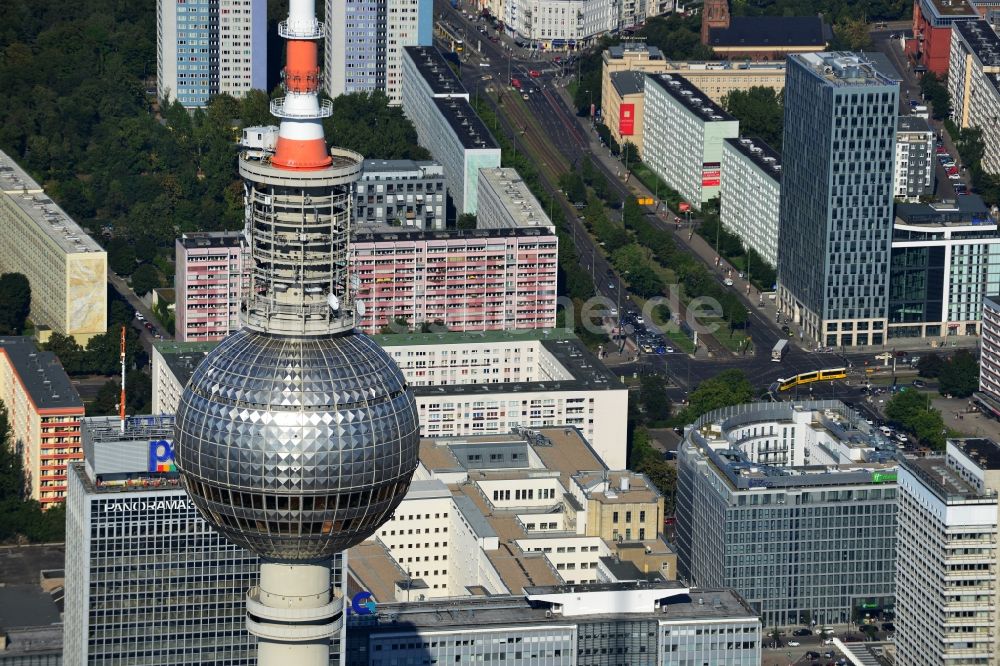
[777,53,899,347]
[174,232,247,342]
[720,137,781,268]
[0,150,106,345]
[0,337,83,507]
[912,0,980,75]
[476,168,556,232]
[643,74,739,205]
[895,438,1000,665]
[156,0,268,108]
[63,415,348,665]
[324,0,432,105]
[977,294,1000,416]
[894,115,936,201]
[676,401,899,627]
[949,20,1000,175]
[401,47,501,215]
[351,227,558,333]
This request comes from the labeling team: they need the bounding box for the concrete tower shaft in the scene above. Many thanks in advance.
[272,0,333,170]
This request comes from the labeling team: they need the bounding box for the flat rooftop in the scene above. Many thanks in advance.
[647,73,736,123]
[606,43,664,61]
[954,20,1000,67]
[792,52,899,88]
[573,470,661,504]
[724,137,782,182]
[903,455,991,502]
[923,0,979,20]
[898,115,932,133]
[404,46,468,97]
[478,168,554,230]
[352,225,557,243]
[0,337,82,410]
[354,586,755,631]
[894,194,992,226]
[153,340,218,392]
[610,70,646,96]
[0,149,104,256]
[706,16,828,48]
[433,97,500,150]
[178,231,242,250]
[348,541,411,603]
[360,159,444,177]
[953,438,1000,470]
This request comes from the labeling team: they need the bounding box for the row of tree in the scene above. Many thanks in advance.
[698,215,777,293]
[916,350,979,398]
[884,389,949,450]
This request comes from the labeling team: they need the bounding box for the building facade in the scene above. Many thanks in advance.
[777,53,899,348]
[503,0,615,51]
[345,584,761,666]
[355,159,446,230]
[949,19,1000,175]
[978,295,1000,416]
[894,115,936,200]
[156,0,268,108]
[401,47,501,215]
[324,0,433,105]
[351,227,557,333]
[643,74,739,206]
[895,439,1000,666]
[606,71,647,157]
[676,401,899,627]
[151,332,629,469]
[476,168,555,231]
[0,150,107,344]
[889,196,1000,339]
[0,337,83,507]
[720,137,781,268]
[913,0,981,76]
[174,232,247,342]
[63,415,347,666]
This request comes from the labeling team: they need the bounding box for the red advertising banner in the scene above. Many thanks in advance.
[619,104,635,136]
[702,162,721,188]
[678,202,691,212]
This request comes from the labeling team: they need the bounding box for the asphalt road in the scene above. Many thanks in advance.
[107,270,169,356]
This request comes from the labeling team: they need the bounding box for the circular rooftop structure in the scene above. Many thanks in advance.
[174,328,420,561]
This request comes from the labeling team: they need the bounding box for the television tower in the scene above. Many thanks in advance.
[173,0,421,664]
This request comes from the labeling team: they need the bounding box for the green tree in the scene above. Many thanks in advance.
[107,239,137,276]
[939,350,979,398]
[88,378,121,416]
[41,333,85,375]
[832,17,873,51]
[917,353,944,378]
[457,213,477,230]
[0,273,31,335]
[721,87,784,150]
[130,263,161,296]
[885,388,931,424]
[639,374,671,426]
[629,427,677,513]
[920,72,952,121]
[677,370,754,423]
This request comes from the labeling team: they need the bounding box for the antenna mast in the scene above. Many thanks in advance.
[119,325,126,432]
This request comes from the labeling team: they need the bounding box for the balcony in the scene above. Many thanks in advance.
[270,97,333,119]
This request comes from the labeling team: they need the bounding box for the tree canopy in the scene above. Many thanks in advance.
[676,370,755,423]
[722,87,784,151]
[938,350,979,398]
[0,273,31,335]
[885,389,948,450]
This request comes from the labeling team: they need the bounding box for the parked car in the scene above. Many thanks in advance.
[528,69,540,77]
[135,313,144,321]
[788,641,800,647]
[912,379,926,388]
[793,629,813,636]
[723,278,734,286]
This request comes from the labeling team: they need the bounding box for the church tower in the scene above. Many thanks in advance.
[701,0,730,45]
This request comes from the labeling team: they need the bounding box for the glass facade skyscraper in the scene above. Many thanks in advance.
[777,52,899,347]
[675,402,898,628]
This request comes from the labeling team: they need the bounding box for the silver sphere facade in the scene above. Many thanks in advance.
[174,328,420,561]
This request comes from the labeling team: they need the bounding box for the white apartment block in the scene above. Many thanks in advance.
[949,20,1000,175]
[895,439,1000,666]
[894,115,935,201]
[643,73,739,206]
[377,331,628,468]
[401,47,501,215]
[477,168,555,232]
[720,138,781,268]
[504,0,615,50]
[0,150,106,344]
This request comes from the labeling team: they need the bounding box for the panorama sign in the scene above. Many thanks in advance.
[103,498,195,513]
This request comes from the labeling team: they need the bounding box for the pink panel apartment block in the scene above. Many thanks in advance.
[174,232,247,342]
[174,228,559,339]
[350,228,558,334]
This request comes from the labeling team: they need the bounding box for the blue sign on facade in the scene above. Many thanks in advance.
[349,591,377,615]
[149,440,176,473]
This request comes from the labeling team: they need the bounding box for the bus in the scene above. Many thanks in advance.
[771,339,788,362]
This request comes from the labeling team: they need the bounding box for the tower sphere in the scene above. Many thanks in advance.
[174,328,420,561]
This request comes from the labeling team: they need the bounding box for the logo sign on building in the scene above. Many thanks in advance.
[678,202,691,212]
[701,162,721,188]
[619,104,635,136]
[149,439,176,473]
[349,591,377,616]
[870,470,897,484]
